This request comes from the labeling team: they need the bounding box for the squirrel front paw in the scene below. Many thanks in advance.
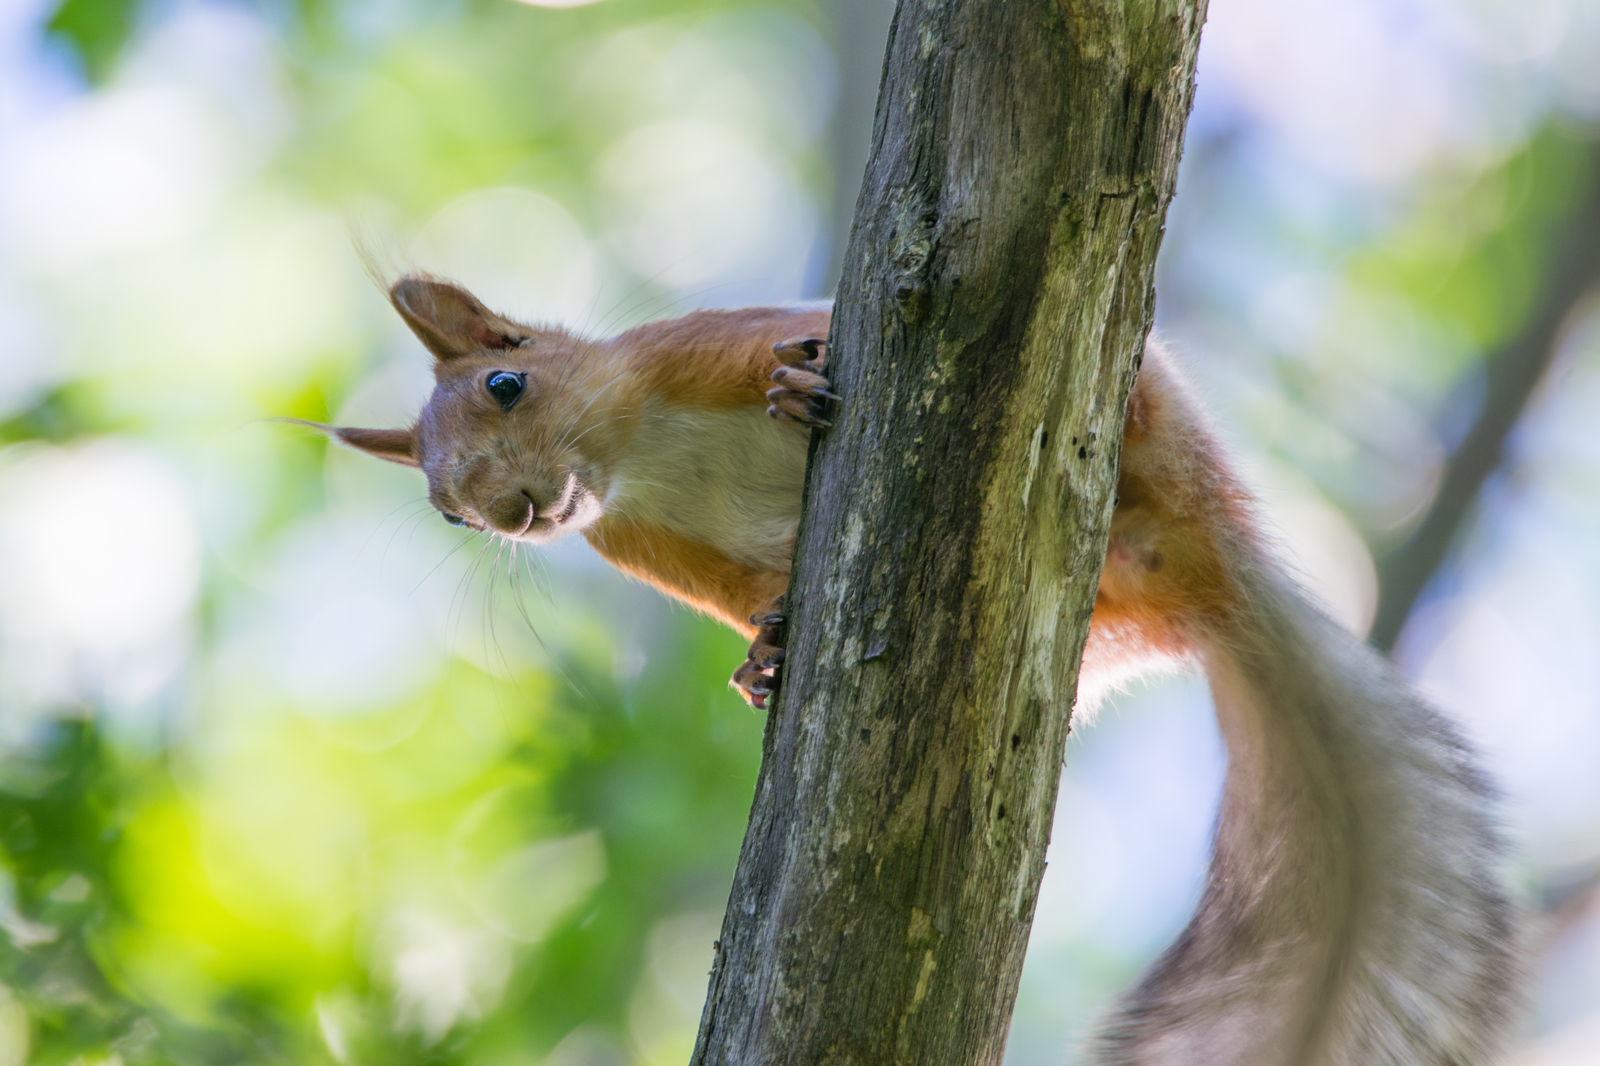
[767,337,836,427]
[730,600,787,710]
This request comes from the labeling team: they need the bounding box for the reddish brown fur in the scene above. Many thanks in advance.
[321,279,1517,1063]
[605,307,831,414]
[330,282,825,650]
[1083,348,1258,686]
[586,519,788,638]
[331,279,1224,677]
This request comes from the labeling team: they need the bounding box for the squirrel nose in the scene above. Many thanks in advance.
[484,491,539,535]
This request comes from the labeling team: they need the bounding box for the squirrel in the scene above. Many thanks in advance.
[312,275,1519,1065]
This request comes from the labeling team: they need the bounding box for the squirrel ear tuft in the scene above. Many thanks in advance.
[332,425,420,468]
[390,276,528,361]
[284,420,421,469]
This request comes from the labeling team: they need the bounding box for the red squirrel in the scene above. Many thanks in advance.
[314,276,1518,1065]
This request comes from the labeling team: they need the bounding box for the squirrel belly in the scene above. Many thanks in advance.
[317,276,1518,1065]
[586,404,806,634]
[579,307,832,640]
[579,306,829,637]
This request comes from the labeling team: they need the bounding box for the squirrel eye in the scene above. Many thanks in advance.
[442,512,466,527]
[486,371,525,409]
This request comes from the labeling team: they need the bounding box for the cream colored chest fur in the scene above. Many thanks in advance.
[604,405,809,573]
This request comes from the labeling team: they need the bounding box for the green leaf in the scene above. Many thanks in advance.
[45,0,142,84]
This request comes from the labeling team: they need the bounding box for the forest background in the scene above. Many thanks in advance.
[1,0,1599,1063]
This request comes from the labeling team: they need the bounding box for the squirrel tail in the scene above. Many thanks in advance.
[1093,558,1520,1064]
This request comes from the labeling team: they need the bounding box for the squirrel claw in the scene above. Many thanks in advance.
[767,392,832,427]
[770,365,830,392]
[772,337,826,366]
[768,338,835,428]
[731,600,788,708]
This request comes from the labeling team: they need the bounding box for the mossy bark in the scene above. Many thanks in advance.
[692,2,1207,1062]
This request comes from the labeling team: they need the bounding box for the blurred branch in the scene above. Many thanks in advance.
[1370,137,1600,653]
[1537,855,1600,955]
[821,0,897,296]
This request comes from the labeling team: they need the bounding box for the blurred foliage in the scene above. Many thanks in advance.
[0,630,763,1065]
[1270,122,1600,539]
[7,1,818,1063]
[8,1,1600,1065]
[1350,125,1600,351]
[45,0,141,83]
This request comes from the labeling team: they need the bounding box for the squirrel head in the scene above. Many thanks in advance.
[314,275,617,542]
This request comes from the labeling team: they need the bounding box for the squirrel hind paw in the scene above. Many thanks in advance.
[731,607,788,709]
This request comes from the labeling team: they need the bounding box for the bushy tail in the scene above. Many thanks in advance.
[1095,563,1518,1065]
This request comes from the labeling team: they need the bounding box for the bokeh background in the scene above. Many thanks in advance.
[1,0,1598,1063]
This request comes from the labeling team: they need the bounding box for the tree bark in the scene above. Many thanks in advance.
[692,3,1206,1063]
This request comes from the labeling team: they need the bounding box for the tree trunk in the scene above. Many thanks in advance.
[692,2,1207,1063]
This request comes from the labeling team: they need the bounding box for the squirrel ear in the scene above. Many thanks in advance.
[331,426,420,468]
[390,276,528,361]
[285,420,421,468]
